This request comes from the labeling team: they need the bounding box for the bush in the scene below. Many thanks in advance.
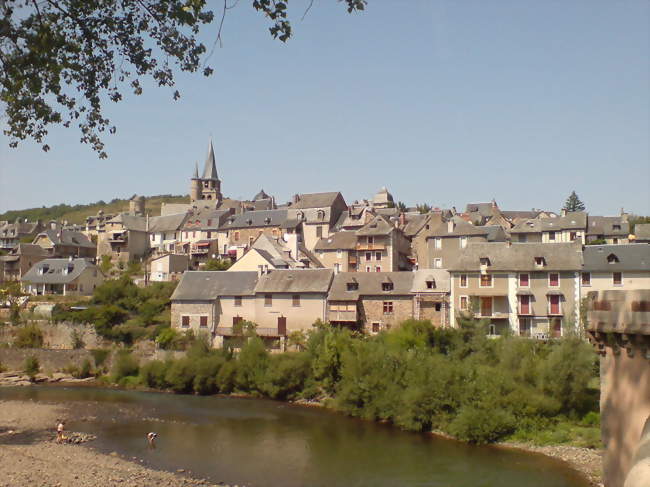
[90,348,110,368]
[23,355,40,379]
[139,360,170,389]
[111,350,139,381]
[71,329,85,349]
[261,352,311,400]
[234,337,269,393]
[164,358,196,393]
[448,405,516,444]
[14,323,44,348]
[77,359,94,378]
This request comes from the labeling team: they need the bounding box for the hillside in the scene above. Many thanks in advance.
[0,195,190,225]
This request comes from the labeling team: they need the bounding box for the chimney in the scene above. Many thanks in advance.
[399,212,406,227]
[285,233,299,261]
[447,220,455,233]
[561,208,567,217]
[491,199,497,209]
[293,194,300,204]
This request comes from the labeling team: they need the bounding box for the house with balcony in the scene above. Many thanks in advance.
[21,258,104,296]
[97,213,149,263]
[170,271,258,347]
[177,207,233,259]
[586,215,630,244]
[448,242,582,338]
[355,215,411,272]
[411,269,450,327]
[0,219,44,250]
[581,245,650,293]
[0,244,49,282]
[510,211,587,244]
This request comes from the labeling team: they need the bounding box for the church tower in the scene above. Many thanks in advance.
[190,140,222,206]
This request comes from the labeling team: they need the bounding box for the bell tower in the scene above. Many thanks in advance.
[189,140,222,206]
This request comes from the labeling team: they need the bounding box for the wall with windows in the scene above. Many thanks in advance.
[170,301,215,334]
[427,235,487,269]
[581,271,650,293]
[215,295,256,328]
[358,296,413,332]
[253,293,327,333]
[316,249,356,272]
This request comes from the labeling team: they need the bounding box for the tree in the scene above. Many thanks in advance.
[562,191,586,212]
[1,1,366,157]
[396,201,407,213]
[203,258,231,271]
[416,203,431,214]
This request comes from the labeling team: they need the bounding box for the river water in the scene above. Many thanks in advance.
[1,386,590,487]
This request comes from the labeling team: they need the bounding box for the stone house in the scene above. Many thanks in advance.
[170,271,258,347]
[331,206,376,232]
[327,271,415,333]
[581,244,650,293]
[634,223,650,243]
[448,242,582,338]
[252,268,334,338]
[178,208,232,254]
[149,253,189,282]
[356,215,411,272]
[371,187,394,209]
[84,210,115,238]
[405,213,443,269]
[426,219,506,270]
[32,228,96,259]
[228,234,321,272]
[313,231,359,272]
[97,213,149,263]
[287,192,347,250]
[411,269,450,327]
[0,244,49,282]
[0,219,44,250]
[585,215,630,244]
[510,211,587,244]
[221,209,289,249]
[21,258,104,296]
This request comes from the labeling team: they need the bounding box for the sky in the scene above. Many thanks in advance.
[1,0,648,216]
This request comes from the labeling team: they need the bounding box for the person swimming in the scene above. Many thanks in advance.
[147,432,158,448]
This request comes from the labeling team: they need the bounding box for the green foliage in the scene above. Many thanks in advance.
[396,201,408,212]
[203,259,232,271]
[562,191,586,212]
[99,255,113,275]
[77,359,94,379]
[23,355,40,379]
[70,329,85,349]
[586,238,607,245]
[90,348,110,368]
[416,203,432,214]
[448,406,516,444]
[111,350,139,382]
[14,323,44,348]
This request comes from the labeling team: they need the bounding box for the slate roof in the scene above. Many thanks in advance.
[328,272,415,301]
[583,245,650,272]
[290,192,342,209]
[411,269,451,293]
[22,258,99,284]
[447,242,583,271]
[183,209,232,230]
[10,243,49,257]
[253,189,270,201]
[510,212,587,234]
[426,220,492,238]
[586,216,630,237]
[222,209,289,229]
[402,214,430,237]
[356,215,395,237]
[171,271,258,301]
[465,202,495,217]
[202,140,219,180]
[107,213,148,231]
[501,210,541,220]
[37,229,95,248]
[635,224,650,240]
[149,213,188,233]
[255,269,334,294]
[313,232,358,251]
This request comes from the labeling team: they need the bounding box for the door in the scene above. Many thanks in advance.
[551,318,562,338]
[480,297,492,317]
[277,316,287,336]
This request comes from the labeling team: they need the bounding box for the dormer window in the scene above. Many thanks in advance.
[426,280,435,289]
[480,257,490,266]
[346,281,359,291]
[535,257,546,267]
[246,219,253,226]
[264,217,271,224]
[613,224,621,231]
[382,282,394,292]
[607,253,619,264]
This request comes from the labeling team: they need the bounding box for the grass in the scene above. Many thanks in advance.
[507,419,601,449]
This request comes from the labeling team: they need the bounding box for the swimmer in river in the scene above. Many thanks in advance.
[147,432,158,449]
[56,421,65,444]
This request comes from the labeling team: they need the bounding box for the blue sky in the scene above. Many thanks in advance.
[1,0,648,215]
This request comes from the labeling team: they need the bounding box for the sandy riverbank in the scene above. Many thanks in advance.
[0,400,234,487]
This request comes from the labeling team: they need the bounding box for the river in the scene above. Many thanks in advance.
[1,386,590,487]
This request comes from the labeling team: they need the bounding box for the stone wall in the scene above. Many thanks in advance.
[0,348,95,373]
[0,321,109,349]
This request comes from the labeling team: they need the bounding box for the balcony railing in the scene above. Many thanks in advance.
[474,311,510,320]
[216,326,286,337]
[356,243,386,251]
[328,310,357,322]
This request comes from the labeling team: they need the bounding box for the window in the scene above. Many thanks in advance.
[368,236,374,245]
[519,234,527,243]
[234,231,240,241]
[365,252,371,261]
[192,231,196,238]
[460,274,468,288]
[426,280,435,289]
[199,316,208,328]
[549,295,561,314]
[613,272,622,286]
[632,301,650,312]
[207,231,211,239]
[181,316,190,328]
[460,236,467,248]
[375,251,382,261]
[548,231,556,241]
[488,324,496,336]
[265,294,273,307]
[375,266,381,272]
[549,273,559,287]
[519,318,531,337]
[292,294,301,307]
[234,296,242,307]
[434,238,442,249]
[383,301,394,314]
[347,281,359,291]
[480,274,492,287]
[435,303,441,312]
[569,231,577,241]
[382,282,394,291]
[460,296,468,310]
[519,295,530,314]
[613,224,621,231]
[366,266,371,272]
[519,273,529,287]
[316,226,323,238]
[480,257,491,267]
[535,257,546,267]
[607,253,619,264]
[613,238,619,244]
[372,323,380,333]
[581,272,591,286]
[434,258,442,268]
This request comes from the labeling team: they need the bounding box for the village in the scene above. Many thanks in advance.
[1,140,648,351]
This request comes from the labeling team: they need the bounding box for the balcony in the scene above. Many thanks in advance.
[216,326,286,337]
[474,311,510,320]
[190,247,209,255]
[329,310,358,322]
[356,243,385,251]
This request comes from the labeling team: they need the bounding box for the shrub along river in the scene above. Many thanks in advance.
[2,386,590,487]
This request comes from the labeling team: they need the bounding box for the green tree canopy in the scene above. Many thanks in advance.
[1,0,366,157]
[562,191,586,212]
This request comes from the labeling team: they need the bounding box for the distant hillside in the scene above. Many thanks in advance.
[0,194,190,225]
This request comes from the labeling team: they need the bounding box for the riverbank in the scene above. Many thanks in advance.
[0,399,235,487]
